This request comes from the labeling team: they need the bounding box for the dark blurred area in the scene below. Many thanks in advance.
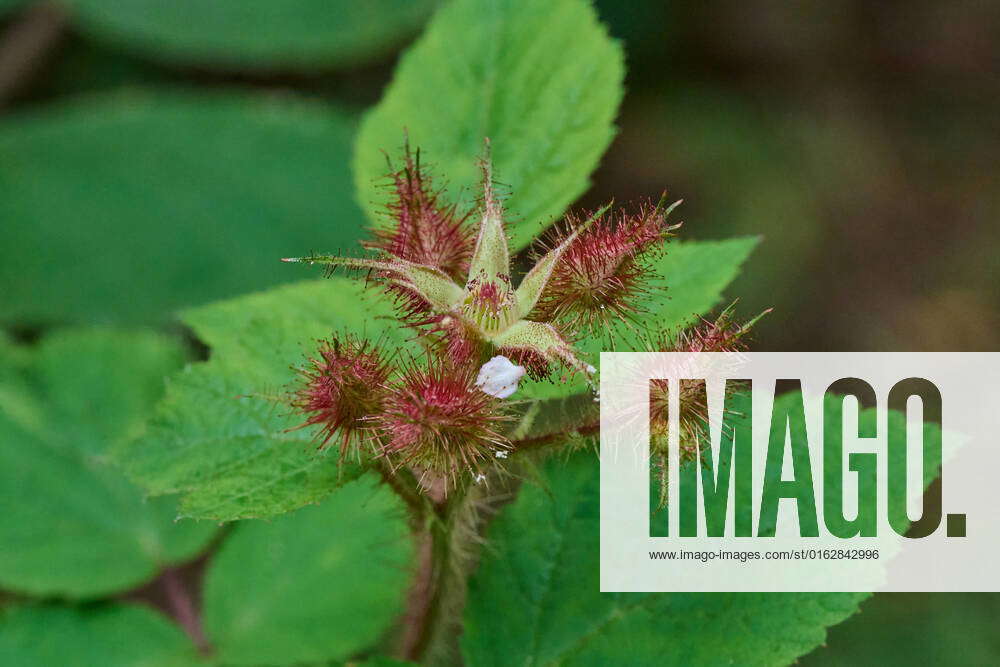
[586,0,1000,353]
[1,0,997,663]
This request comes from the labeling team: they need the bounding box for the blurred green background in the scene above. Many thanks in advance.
[1,0,997,664]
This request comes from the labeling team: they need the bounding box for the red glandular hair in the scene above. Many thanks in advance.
[377,362,509,481]
[532,200,675,336]
[430,314,485,369]
[665,308,753,354]
[364,144,474,283]
[290,335,392,455]
[496,345,551,380]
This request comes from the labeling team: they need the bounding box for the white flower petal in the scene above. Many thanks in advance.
[475,355,526,399]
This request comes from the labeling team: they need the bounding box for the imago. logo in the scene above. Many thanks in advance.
[599,353,1000,593]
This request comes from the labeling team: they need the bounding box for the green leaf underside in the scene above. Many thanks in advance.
[67,0,438,69]
[355,0,624,251]
[0,91,365,325]
[0,604,197,667]
[203,475,413,665]
[463,450,867,666]
[0,330,217,598]
[121,279,407,521]
[520,237,759,402]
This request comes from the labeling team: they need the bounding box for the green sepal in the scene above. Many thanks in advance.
[466,159,511,287]
[283,254,464,312]
[513,203,610,318]
[492,320,591,374]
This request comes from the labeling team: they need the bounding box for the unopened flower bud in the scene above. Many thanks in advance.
[378,363,510,482]
[291,335,391,454]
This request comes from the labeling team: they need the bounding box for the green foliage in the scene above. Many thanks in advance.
[0,0,25,16]
[0,475,414,666]
[40,41,167,98]
[0,91,364,325]
[636,237,761,336]
[463,451,867,666]
[803,593,1000,667]
[0,0,951,661]
[66,0,438,70]
[0,329,216,598]
[33,329,187,456]
[120,279,405,521]
[354,0,624,251]
[202,475,413,665]
[0,604,197,667]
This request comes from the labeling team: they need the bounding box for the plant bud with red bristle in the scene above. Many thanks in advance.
[533,199,680,336]
[377,362,510,483]
[364,143,474,282]
[291,335,392,456]
[655,303,770,354]
[648,305,769,465]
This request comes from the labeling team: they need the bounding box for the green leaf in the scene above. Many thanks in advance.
[638,236,761,334]
[0,90,365,325]
[38,40,168,98]
[462,451,866,666]
[355,0,624,250]
[0,334,39,431]
[0,603,197,667]
[121,279,406,521]
[202,474,413,665]
[66,0,438,70]
[35,329,188,457]
[802,593,1000,667]
[0,330,217,598]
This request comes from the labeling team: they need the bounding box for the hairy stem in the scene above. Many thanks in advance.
[161,567,210,655]
[376,459,426,522]
[410,480,486,665]
[391,407,598,663]
[397,527,435,660]
[0,3,67,108]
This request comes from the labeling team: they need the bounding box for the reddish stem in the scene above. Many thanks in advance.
[396,529,435,660]
[161,567,211,655]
